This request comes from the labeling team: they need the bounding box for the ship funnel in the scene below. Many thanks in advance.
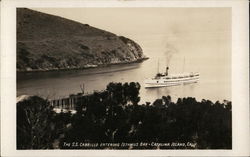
[166,67,169,76]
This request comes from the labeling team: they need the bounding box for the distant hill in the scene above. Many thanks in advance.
[17,8,146,72]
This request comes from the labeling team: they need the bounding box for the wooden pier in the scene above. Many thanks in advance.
[48,90,104,111]
[49,93,89,111]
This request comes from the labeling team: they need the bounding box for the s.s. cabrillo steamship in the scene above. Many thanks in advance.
[144,66,200,88]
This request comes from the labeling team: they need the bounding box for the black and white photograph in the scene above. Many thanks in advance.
[1,0,249,156]
[16,7,232,150]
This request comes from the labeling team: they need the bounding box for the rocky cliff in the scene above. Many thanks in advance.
[17,8,146,72]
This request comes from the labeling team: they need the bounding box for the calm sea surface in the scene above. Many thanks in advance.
[17,34,231,103]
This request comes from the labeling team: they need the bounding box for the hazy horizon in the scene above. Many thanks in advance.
[32,7,231,66]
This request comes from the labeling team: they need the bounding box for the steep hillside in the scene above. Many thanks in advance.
[17,8,146,72]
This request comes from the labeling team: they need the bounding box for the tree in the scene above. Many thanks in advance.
[17,96,55,149]
[128,82,141,105]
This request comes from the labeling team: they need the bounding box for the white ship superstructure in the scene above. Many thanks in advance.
[144,67,200,88]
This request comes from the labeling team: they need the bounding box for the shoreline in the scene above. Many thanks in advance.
[17,57,149,73]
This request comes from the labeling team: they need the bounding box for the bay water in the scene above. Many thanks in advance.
[17,33,231,103]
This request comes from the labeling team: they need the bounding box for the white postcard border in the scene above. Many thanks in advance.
[1,0,249,156]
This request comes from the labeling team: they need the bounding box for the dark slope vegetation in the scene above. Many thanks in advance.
[17,8,146,72]
[17,82,232,149]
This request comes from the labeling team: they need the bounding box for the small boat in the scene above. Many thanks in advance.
[144,66,200,88]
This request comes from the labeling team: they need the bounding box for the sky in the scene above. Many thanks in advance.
[33,8,231,37]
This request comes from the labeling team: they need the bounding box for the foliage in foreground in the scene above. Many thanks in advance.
[17,82,231,149]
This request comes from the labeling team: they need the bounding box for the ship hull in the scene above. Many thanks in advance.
[144,74,199,88]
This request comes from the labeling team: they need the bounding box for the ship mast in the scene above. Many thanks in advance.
[182,57,185,72]
[157,59,159,74]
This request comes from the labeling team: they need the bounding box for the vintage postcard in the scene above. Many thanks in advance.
[1,0,249,156]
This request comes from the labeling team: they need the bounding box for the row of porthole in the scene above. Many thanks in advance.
[155,79,199,83]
